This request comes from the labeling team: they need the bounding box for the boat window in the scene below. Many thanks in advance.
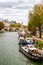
[25,46,28,49]
[26,45,29,47]
[30,46,33,48]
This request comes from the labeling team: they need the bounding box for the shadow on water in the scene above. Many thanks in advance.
[19,51,43,65]
[26,58,43,65]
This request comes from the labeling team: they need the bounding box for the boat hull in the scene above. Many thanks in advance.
[19,39,33,46]
[19,47,43,61]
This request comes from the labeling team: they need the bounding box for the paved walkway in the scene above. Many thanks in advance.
[32,36,43,41]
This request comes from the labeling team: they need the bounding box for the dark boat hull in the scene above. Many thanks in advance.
[19,39,33,46]
[19,47,43,61]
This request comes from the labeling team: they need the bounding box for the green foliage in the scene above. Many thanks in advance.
[38,41,43,49]
[15,24,21,27]
[28,21,36,34]
[10,24,15,27]
[10,23,21,27]
[36,41,43,49]
[0,22,4,30]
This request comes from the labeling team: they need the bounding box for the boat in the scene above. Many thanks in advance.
[25,37,34,44]
[19,44,43,61]
[18,31,26,39]
[19,37,34,45]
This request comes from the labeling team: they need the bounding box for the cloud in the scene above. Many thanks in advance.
[0,0,41,25]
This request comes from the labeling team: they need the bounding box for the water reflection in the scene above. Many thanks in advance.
[26,59,42,65]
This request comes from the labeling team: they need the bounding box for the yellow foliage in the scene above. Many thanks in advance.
[0,22,4,30]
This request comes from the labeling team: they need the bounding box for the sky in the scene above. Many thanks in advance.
[0,0,41,25]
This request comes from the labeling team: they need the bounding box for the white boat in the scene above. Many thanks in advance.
[19,44,43,61]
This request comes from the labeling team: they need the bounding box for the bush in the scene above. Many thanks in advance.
[35,41,43,49]
[38,41,43,49]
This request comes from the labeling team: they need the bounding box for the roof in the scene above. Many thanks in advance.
[19,37,24,40]
[28,48,37,51]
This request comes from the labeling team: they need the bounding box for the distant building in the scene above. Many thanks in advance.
[11,21,16,24]
[4,22,10,31]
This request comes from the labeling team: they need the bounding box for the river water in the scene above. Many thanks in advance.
[0,32,43,65]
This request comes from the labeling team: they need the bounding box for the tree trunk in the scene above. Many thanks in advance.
[39,27,41,38]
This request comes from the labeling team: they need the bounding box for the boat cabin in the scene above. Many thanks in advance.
[28,48,38,54]
[25,38,34,44]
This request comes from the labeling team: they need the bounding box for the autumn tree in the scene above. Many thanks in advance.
[0,22,4,30]
[28,4,43,38]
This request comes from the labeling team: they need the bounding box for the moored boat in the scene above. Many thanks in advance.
[19,44,43,61]
[19,37,34,45]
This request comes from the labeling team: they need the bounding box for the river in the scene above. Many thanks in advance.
[0,32,43,65]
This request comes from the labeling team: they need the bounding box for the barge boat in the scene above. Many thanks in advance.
[19,44,43,61]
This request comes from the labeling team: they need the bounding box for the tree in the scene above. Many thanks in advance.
[15,23,21,27]
[10,23,21,27]
[0,22,4,30]
[28,4,43,38]
[10,24,15,27]
[28,20,36,35]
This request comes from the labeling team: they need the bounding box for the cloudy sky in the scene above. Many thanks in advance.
[0,0,41,25]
